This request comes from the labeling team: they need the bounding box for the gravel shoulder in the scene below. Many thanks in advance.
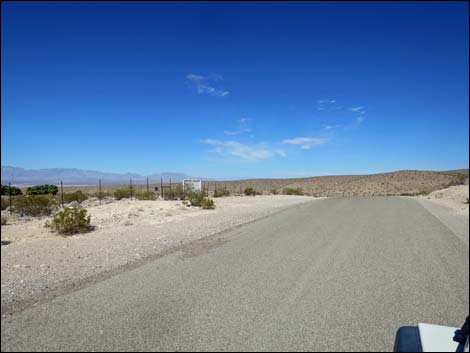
[1,195,317,315]
[414,185,469,246]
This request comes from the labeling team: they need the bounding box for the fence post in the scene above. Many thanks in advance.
[146,177,149,200]
[130,178,133,200]
[169,178,172,190]
[160,178,163,199]
[99,179,102,205]
[61,181,64,207]
[8,182,12,215]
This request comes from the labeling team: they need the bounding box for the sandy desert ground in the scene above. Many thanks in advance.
[421,184,469,217]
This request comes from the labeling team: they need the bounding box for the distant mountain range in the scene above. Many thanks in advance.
[1,166,205,185]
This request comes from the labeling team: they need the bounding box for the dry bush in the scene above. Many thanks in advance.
[45,207,93,235]
[12,195,57,216]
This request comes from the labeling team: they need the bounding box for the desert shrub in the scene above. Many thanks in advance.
[135,190,157,200]
[456,173,469,185]
[61,190,88,204]
[45,207,92,235]
[1,184,23,195]
[283,187,304,195]
[270,189,279,195]
[88,191,113,198]
[1,215,7,225]
[213,188,230,197]
[185,191,215,209]
[244,187,258,196]
[12,195,57,216]
[164,184,185,200]
[1,197,9,210]
[201,197,215,209]
[113,186,134,200]
[26,184,58,195]
[185,191,205,206]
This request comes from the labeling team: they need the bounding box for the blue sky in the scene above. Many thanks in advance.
[1,1,468,179]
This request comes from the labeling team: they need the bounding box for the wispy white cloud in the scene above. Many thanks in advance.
[342,106,367,130]
[223,117,252,136]
[349,106,366,115]
[201,139,285,161]
[354,116,365,125]
[281,137,329,150]
[186,73,230,97]
[322,124,342,130]
[223,128,251,136]
[317,99,342,111]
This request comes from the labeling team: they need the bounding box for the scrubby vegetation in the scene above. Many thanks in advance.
[185,191,216,209]
[26,184,58,195]
[11,195,57,216]
[270,189,279,195]
[1,215,7,225]
[244,187,259,196]
[135,190,157,200]
[87,191,113,198]
[1,197,9,210]
[213,188,230,197]
[61,190,89,204]
[201,197,215,209]
[1,184,22,195]
[163,184,185,200]
[113,186,134,200]
[282,187,304,195]
[45,207,92,235]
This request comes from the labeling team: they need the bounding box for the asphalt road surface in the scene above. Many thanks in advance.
[2,197,469,351]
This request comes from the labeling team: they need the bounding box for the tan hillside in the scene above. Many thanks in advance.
[211,169,469,197]
[31,169,469,198]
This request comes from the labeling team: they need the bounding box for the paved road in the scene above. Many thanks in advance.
[2,197,469,351]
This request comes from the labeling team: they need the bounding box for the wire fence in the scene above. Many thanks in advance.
[2,178,251,209]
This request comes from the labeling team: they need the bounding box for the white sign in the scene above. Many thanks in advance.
[182,179,202,192]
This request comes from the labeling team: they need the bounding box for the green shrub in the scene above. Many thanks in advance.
[164,184,184,200]
[113,186,134,200]
[1,197,9,210]
[135,190,157,200]
[12,195,57,216]
[1,215,7,225]
[61,190,89,204]
[244,187,258,196]
[26,184,58,195]
[45,207,92,235]
[185,191,215,209]
[88,191,113,198]
[185,191,205,206]
[283,187,304,195]
[213,188,230,197]
[1,184,23,195]
[201,197,215,209]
